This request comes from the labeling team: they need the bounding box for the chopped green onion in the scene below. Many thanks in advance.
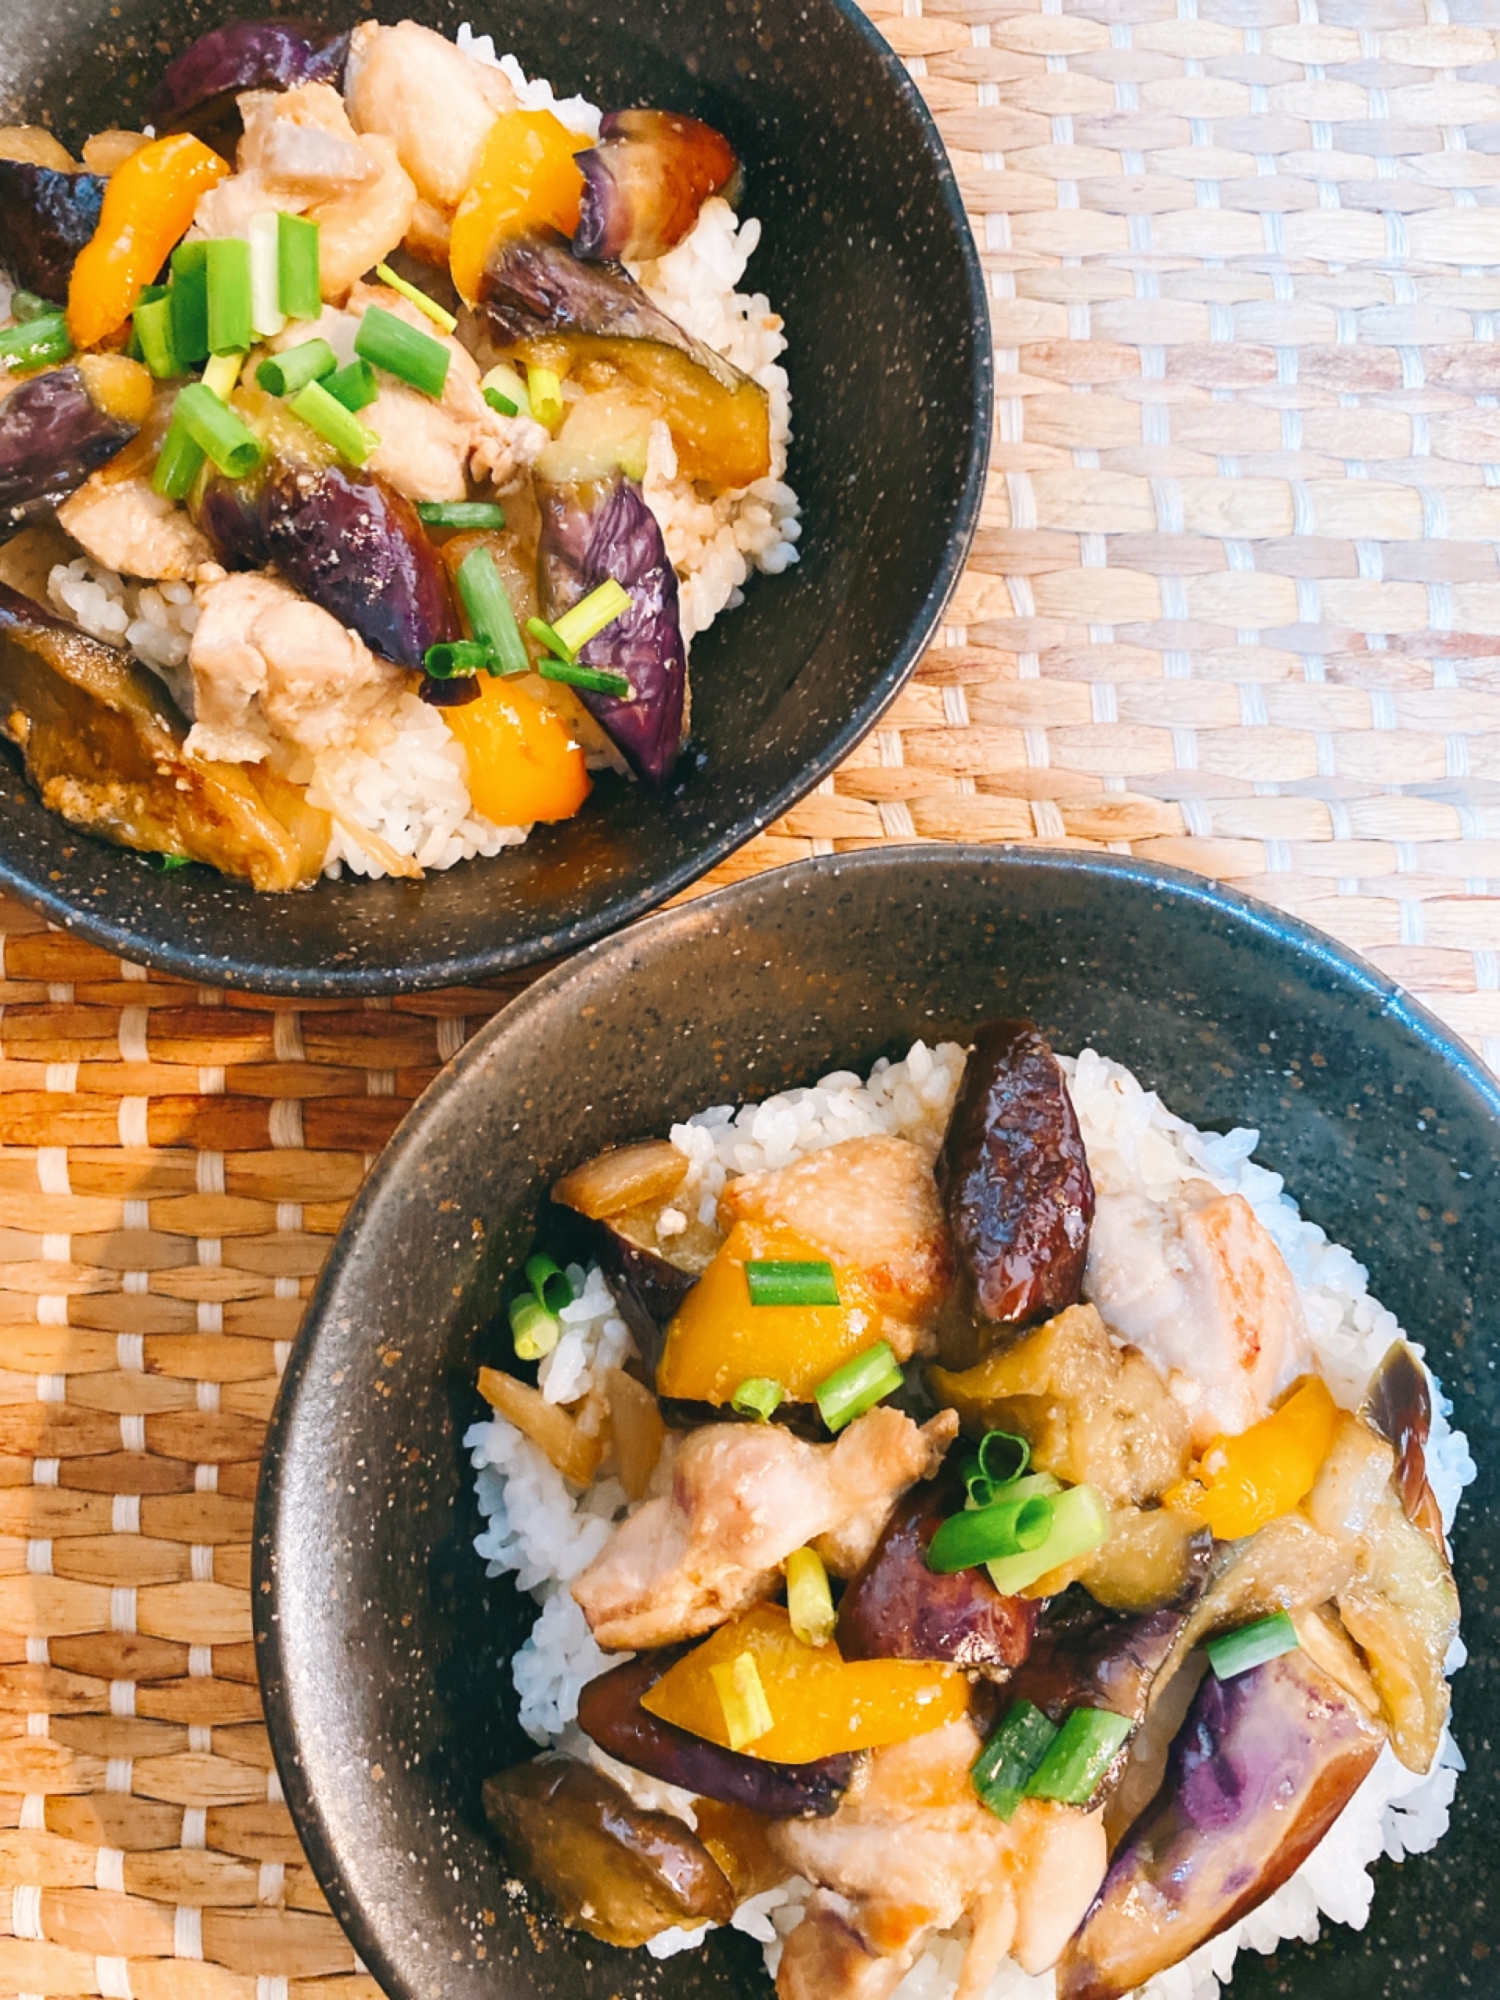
[537,657,633,698]
[248,211,286,339]
[927,1492,1055,1574]
[525,1252,574,1317]
[288,379,379,466]
[169,241,210,365]
[174,382,262,478]
[964,1429,1030,1506]
[256,338,337,398]
[526,615,573,661]
[482,363,530,419]
[527,363,564,428]
[355,303,450,399]
[710,1650,773,1751]
[456,545,528,676]
[324,358,379,412]
[425,640,494,679]
[814,1341,904,1434]
[146,851,193,872]
[9,290,52,323]
[206,237,253,355]
[731,1377,784,1422]
[277,212,322,322]
[984,1482,1110,1597]
[972,1701,1059,1821]
[416,500,507,531]
[132,296,181,379]
[745,1259,840,1308]
[1025,1707,1134,1806]
[151,407,206,501]
[201,351,244,402]
[0,313,70,371]
[374,260,458,334]
[509,1293,560,1362]
[552,578,632,659]
[1205,1611,1300,1682]
[786,1547,836,1647]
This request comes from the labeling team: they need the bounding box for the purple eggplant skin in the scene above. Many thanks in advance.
[547,1199,695,1376]
[938,1018,1096,1329]
[419,673,481,708]
[577,1649,857,1819]
[0,163,105,304]
[836,1461,1038,1675]
[195,475,269,573]
[1056,1649,1387,2000]
[149,21,350,154]
[537,474,687,786]
[0,367,138,531]
[574,110,741,264]
[1362,1340,1445,1545]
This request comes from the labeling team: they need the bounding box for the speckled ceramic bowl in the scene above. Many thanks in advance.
[0,0,988,993]
[257,845,1500,1997]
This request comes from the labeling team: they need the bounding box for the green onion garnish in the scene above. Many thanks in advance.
[277,212,322,322]
[964,1429,1030,1506]
[288,379,379,466]
[1025,1707,1133,1807]
[509,1293,560,1362]
[552,579,632,659]
[248,210,286,339]
[151,407,206,501]
[174,382,262,478]
[814,1341,904,1434]
[0,313,71,372]
[425,640,494,679]
[324,359,379,412]
[484,385,519,416]
[731,1377,784,1421]
[146,852,193,871]
[527,363,564,428]
[983,1481,1110,1597]
[456,545,528,676]
[927,1492,1055,1574]
[374,260,458,334]
[526,615,573,661]
[745,1260,840,1308]
[525,1252,574,1317]
[255,338,337,398]
[206,237,253,355]
[201,351,244,403]
[417,501,507,531]
[10,290,52,323]
[132,296,181,379]
[785,1546,836,1646]
[710,1650,773,1751]
[355,303,450,399]
[972,1701,1059,1821]
[1205,1611,1300,1682]
[537,658,633,698]
[482,363,530,419]
[169,241,210,365]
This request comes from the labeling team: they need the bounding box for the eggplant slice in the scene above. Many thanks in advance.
[0,162,105,303]
[0,366,141,531]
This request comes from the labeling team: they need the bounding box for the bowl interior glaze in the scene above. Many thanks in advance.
[0,0,988,992]
[258,846,1500,1999]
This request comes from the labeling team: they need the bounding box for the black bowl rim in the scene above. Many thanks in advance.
[0,0,993,996]
[254,840,1500,1996]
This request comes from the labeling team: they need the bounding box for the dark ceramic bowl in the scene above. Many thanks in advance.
[0,0,988,994]
[257,845,1500,1997]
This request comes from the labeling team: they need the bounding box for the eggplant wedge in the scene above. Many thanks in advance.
[575,110,740,263]
[0,583,327,888]
[150,19,350,155]
[1056,1648,1386,2000]
[0,363,144,531]
[0,162,105,303]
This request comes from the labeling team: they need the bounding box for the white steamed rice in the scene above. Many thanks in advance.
[465,1040,1474,2000]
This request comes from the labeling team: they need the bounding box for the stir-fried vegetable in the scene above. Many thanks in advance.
[0,160,105,305]
[67,133,229,350]
[1165,1375,1340,1539]
[442,674,590,825]
[574,110,740,263]
[0,358,149,528]
[449,109,589,306]
[1205,1611,1300,1681]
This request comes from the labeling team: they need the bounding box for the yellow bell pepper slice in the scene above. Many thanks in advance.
[443,675,590,825]
[1165,1375,1341,1540]
[642,1603,967,1762]
[449,109,589,308]
[656,1220,882,1405]
[67,133,229,351]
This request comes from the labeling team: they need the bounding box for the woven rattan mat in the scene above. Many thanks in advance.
[7,0,1500,1991]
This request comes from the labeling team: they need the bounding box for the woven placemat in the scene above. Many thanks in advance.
[6,0,1500,1991]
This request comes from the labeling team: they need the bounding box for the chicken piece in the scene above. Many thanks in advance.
[1085,1181,1308,1448]
[773,1721,1108,2000]
[571,1405,956,1651]
[185,567,404,764]
[58,473,212,582]
[344,282,547,500]
[344,20,516,214]
[718,1135,951,1355]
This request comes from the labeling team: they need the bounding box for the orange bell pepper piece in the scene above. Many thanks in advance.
[449,109,588,307]
[656,1220,883,1405]
[1165,1375,1341,1540]
[641,1603,968,1762]
[443,675,590,825]
[67,133,229,351]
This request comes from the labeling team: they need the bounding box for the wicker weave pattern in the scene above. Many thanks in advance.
[5,0,1500,1990]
